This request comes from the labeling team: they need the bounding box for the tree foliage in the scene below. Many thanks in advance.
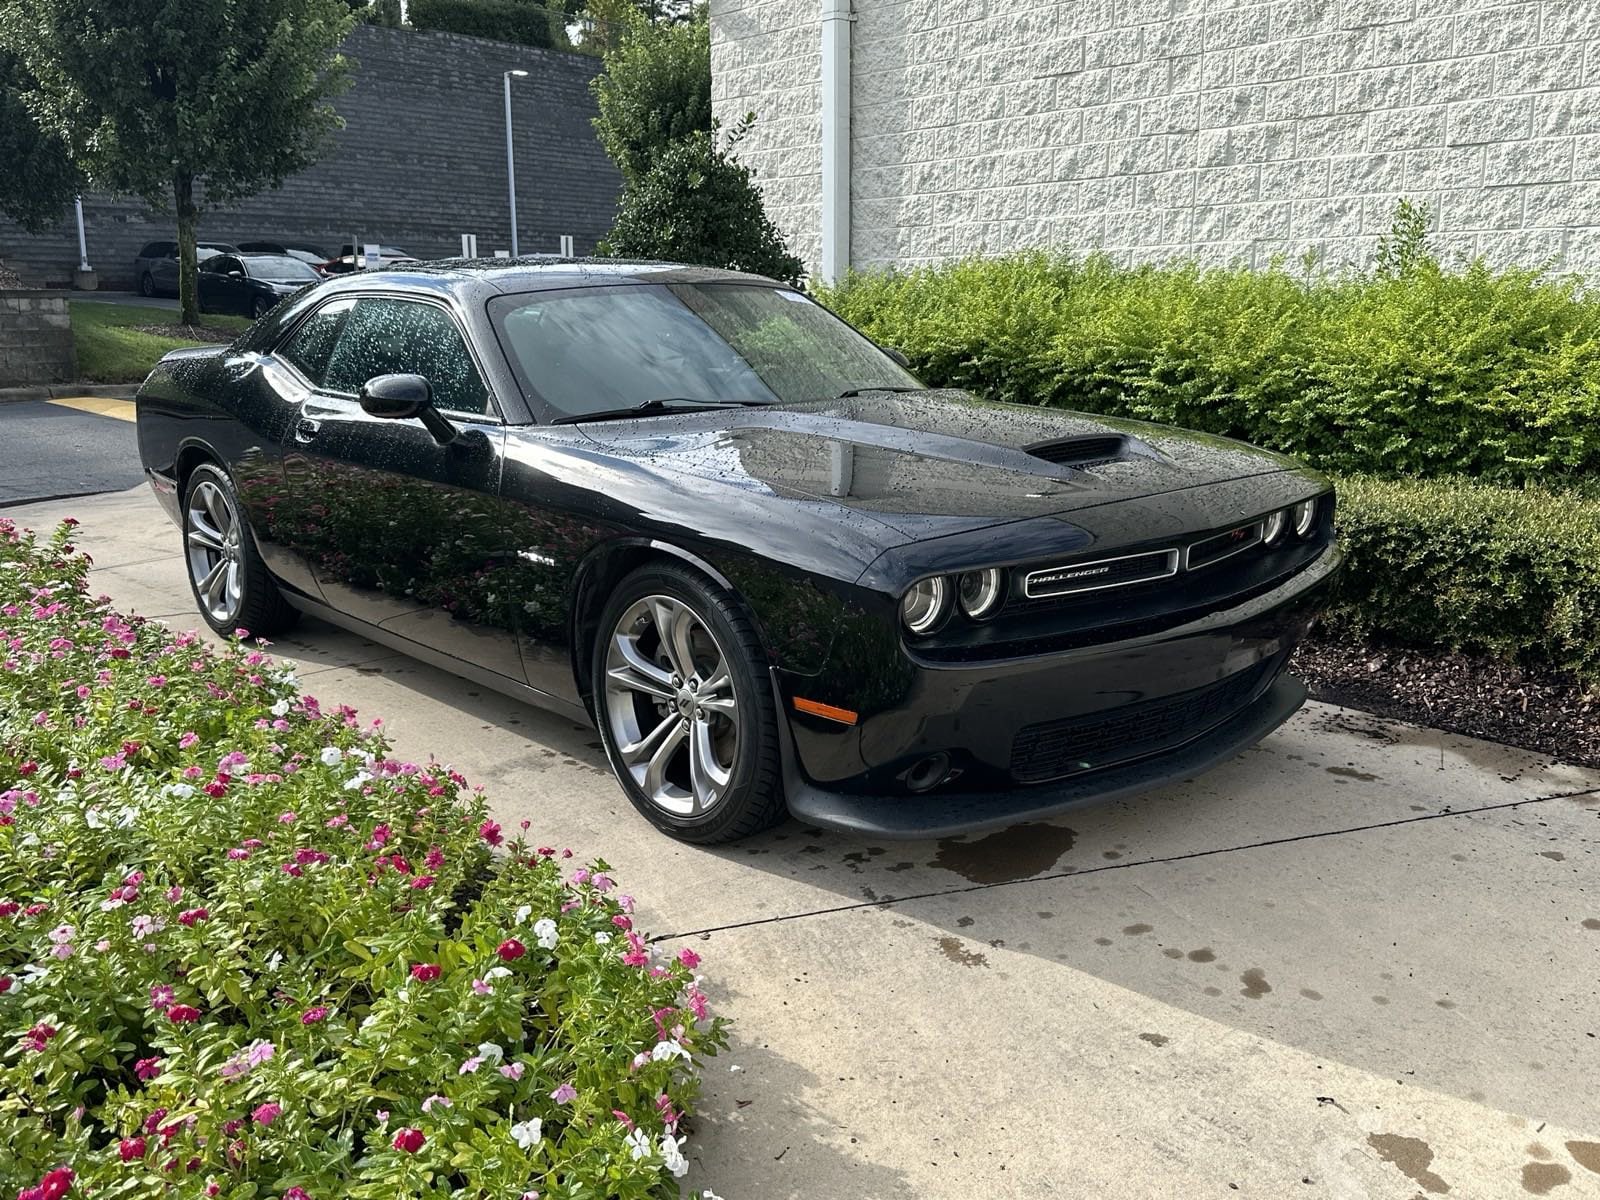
[590,8,710,182]
[599,121,803,283]
[0,0,355,320]
[0,49,84,234]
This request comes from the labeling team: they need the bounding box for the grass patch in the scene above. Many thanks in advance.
[70,301,250,384]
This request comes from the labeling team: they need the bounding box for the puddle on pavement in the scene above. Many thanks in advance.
[930,821,1077,884]
[1137,1032,1168,1047]
[1367,1133,1449,1195]
[1568,1141,1600,1174]
[1521,1162,1572,1194]
[935,936,988,968]
[1239,967,1272,999]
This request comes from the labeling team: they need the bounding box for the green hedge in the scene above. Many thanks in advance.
[1327,477,1600,680]
[818,251,1600,488]
[408,0,553,47]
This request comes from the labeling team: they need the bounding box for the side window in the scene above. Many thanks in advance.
[321,297,491,416]
[278,297,355,387]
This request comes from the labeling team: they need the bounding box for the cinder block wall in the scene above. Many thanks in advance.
[0,293,75,387]
[712,0,1600,276]
[0,24,621,289]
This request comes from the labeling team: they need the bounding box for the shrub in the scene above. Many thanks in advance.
[600,121,804,283]
[408,0,554,47]
[1327,477,1600,680]
[0,518,726,1199]
[818,247,1600,488]
[590,10,711,183]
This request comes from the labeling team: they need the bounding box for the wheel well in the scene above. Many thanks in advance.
[173,445,220,495]
[571,545,665,710]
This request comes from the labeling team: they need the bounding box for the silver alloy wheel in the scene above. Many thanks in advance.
[603,594,740,816]
[184,478,244,626]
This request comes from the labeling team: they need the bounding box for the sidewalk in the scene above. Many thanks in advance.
[0,382,138,405]
[6,485,1600,1199]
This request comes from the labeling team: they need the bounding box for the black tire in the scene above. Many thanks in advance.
[252,296,272,320]
[181,463,300,638]
[139,272,155,298]
[592,563,785,843]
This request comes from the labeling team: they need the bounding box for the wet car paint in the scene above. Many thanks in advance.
[135,259,1339,835]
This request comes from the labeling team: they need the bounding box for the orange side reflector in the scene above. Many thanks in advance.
[792,697,859,726]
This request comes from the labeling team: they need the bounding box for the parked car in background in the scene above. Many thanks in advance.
[197,253,323,318]
[236,241,332,275]
[319,245,420,275]
[134,241,241,297]
[135,259,1340,845]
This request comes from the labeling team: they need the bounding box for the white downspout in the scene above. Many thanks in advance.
[819,0,852,284]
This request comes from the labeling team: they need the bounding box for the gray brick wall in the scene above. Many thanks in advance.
[0,25,621,290]
[711,0,1600,276]
[0,293,75,387]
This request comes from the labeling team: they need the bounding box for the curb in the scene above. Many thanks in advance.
[0,383,139,406]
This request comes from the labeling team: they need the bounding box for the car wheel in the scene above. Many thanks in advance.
[252,297,272,319]
[139,272,155,298]
[182,463,299,638]
[593,563,785,843]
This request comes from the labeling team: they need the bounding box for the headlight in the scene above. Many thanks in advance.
[1261,510,1287,546]
[1292,498,1318,538]
[957,568,1004,619]
[900,577,950,635]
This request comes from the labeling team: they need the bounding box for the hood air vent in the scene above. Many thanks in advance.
[1025,435,1128,469]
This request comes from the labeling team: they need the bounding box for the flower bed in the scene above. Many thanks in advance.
[0,518,727,1199]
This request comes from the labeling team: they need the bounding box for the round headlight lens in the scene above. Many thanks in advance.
[1261,510,1287,546]
[1292,498,1318,538]
[900,576,950,635]
[957,568,1004,619]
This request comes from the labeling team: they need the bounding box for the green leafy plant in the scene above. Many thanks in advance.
[589,7,711,183]
[407,0,556,47]
[0,517,728,1199]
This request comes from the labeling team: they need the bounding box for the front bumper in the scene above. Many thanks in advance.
[784,673,1306,838]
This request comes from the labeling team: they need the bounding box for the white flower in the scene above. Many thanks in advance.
[476,1041,504,1062]
[84,806,106,829]
[532,918,558,950]
[659,1133,689,1178]
[485,966,512,980]
[514,904,532,925]
[510,1118,543,1150]
[624,1128,651,1162]
[703,1192,725,1200]
[319,746,343,766]
[343,770,372,791]
[594,931,612,945]
[164,783,195,799]
[270,699,291,717]
[651,1039,690,1063]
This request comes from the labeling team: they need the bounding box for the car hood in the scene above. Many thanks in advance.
[575,389,1304,537]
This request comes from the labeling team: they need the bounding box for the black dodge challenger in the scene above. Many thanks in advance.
[135,260,1340,843]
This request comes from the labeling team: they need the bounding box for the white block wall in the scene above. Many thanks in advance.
[710,0,1600,276]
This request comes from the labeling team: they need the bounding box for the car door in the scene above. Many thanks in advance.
[197,256,228,313]
[276,293,522,678]
[153,243,179,294]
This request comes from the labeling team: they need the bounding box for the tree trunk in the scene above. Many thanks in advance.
[174,171,199,326]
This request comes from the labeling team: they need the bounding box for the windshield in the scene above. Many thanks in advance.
[245,256,321,283]
[489,282,921,420]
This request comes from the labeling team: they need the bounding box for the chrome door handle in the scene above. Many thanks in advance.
[294,418,321,443]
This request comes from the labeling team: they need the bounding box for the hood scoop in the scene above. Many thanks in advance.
[1025,434,1130,469]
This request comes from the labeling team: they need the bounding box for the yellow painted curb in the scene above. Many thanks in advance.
[46,396,136,423]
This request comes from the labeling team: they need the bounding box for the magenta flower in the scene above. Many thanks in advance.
[177,907,209,926]
[23,1023,57,1051]
[677,948,701,969]
[478,819,503,846]
[166,1005,201,1024]
[496,938,526,962]
[392,1127,426,1153]
[251,1102,281,1126]
[300,1006,330,1026]
[118,1136,146,1161]
[134,1056,163,1081]
[410,963,440,982]
[283,1189,312,1200]
[149,984,175,1011]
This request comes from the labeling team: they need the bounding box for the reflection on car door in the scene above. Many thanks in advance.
[275,294,524,679]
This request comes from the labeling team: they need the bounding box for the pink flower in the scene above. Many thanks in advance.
[496,938,526,962]
[177,907,208,926]
[499,1061,524,1081]
[410,963,440,982]
[165,886,183,903]
[424,845,444,869]
[118,1137,146,1162]
[611,1109,635,1130]
[283,1189,312,1200]
[471,978,492,995]
[300,1006,330,1026]
[677,948,701,969]
[251,1102,281,1126]
[591,873,614,892]
[277,811,296,824]
[550,1082,577,1104]
[421,1094,451,1113]
[166,1005,201,1024]
[478,820,502,846]
[134,1056,164,1081]
[149,984,175,1011]
[391,1127,426,1153]
[23,1023,57,1051]
[459,1055,484,1075]
[571,868,591,886]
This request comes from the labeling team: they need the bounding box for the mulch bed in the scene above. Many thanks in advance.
[1291,635,1600,768]
[131,323,237,342]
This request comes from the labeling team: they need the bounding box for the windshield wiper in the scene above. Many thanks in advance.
[552,397,769,425]
[832,385,925,399]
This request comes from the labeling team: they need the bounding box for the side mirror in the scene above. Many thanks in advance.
[358,373,460,445]
[884,346,911,368]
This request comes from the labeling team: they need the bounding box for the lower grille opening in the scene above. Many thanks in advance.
[1009,660,1275,784]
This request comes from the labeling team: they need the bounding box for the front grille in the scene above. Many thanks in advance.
[1009,660,1273,784]
[1023,548,1178,598]
[1187,519,1264,570]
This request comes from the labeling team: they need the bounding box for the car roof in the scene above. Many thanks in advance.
[329,256,786,298]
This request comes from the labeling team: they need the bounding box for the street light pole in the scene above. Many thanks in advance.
[503,69,529,257]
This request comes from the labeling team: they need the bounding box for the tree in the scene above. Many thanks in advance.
[0,49,85,233]
[0,0,355,322]
[599,120,803,284]
[589,7,710,182]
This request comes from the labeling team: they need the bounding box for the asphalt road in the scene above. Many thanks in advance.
[3,483,1598,1199]
[0,397,143,505]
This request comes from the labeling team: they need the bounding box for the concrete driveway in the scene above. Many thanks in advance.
[7,484,1599,1200]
